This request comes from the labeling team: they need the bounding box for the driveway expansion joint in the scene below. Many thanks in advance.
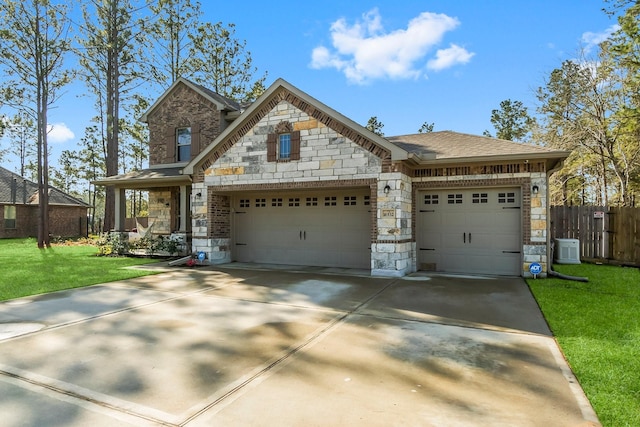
[180,278,401,425]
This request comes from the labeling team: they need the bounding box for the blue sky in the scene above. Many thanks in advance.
[1,0,622,173]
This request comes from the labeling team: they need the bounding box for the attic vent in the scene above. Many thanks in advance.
[413,162,546,178]
[275,121,293,133]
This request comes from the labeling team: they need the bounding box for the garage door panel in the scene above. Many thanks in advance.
[233,190,370,269]
[417,188,522,276]
[441,231,467,250]
[418,249,441,271]
[467,212,496,228]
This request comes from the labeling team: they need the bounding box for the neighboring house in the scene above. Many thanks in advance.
[96,77,570,277]
[0,166,90,239]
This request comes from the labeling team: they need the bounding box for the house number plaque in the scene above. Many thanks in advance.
[381,209,395,218]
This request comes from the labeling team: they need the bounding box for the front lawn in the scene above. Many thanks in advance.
[528,263,640,427]
[0,238,162,301]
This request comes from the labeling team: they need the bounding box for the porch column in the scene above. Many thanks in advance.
[114,188,126,231]
[179,185,189,232]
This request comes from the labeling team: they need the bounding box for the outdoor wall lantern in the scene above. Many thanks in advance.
[196,192,202,198]
[532,185,539,195]
[383,185,391,194]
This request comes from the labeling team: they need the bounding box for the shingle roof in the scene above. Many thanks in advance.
[386,131,565,161]
[92,166,190,188]
[0,166,89,207]
[188,80,242,111]
[139,77,241,123]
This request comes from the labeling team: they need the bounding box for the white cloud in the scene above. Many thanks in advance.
[310,8,473,84]
[582,24,620,53]
[46,122,75,143]
[427,44,475,71]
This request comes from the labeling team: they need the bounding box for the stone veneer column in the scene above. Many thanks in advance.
[523,173,549,277]
[190,185,232,264]
[371,172,414,277]
[148,190,173,234]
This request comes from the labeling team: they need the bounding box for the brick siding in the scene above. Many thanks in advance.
[208,194,230,239]
[1,204,87,238]
[147,82,223,166]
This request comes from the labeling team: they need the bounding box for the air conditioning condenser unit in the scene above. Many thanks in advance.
[555,238,581,264]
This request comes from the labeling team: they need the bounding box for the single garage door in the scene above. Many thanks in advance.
[233,189,371,269]
[417,188,522,276]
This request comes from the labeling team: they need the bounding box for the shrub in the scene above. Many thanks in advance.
[96,233,129,256]
[104,234,181,256]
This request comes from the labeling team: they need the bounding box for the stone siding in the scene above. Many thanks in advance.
[203,101,383,186]
[148,189,173,234]
[372,172,414,276]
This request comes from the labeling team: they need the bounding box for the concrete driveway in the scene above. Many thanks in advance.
[0,266,599,426]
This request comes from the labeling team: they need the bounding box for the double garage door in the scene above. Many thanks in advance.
[417,188,522,276]
[232,189,371,269]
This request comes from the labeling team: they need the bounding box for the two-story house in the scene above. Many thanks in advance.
[95,78,242,246]
[97,77,570,277]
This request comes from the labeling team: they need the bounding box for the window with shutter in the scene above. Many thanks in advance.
[267,133,277,161]
[268,121,300,162]
[290,131,300,160]
[165,131,176,162]
[190,124,201,160]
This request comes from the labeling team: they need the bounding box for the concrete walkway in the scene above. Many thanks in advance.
[0,266,600,426]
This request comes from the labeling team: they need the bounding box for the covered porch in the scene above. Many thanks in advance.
[93,167,193,254]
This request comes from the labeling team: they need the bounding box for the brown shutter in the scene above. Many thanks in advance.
[165,128,175,163]
[191,124,201,160]
[290,131,301,160]
[267,133,276,162]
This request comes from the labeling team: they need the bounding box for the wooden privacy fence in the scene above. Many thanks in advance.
[550,206,640,266]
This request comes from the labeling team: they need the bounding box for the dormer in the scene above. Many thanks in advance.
[140,77,242,167]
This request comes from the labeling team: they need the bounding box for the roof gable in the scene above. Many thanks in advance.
[184,78,410,175]
[140,77,241,123]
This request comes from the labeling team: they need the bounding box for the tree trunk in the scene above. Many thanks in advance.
[35,10,50,248]
[103,4,116,231]
[42,97,50,247]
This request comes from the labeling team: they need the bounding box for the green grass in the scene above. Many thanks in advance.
[0,238,162,301]
[528,263,640,427]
